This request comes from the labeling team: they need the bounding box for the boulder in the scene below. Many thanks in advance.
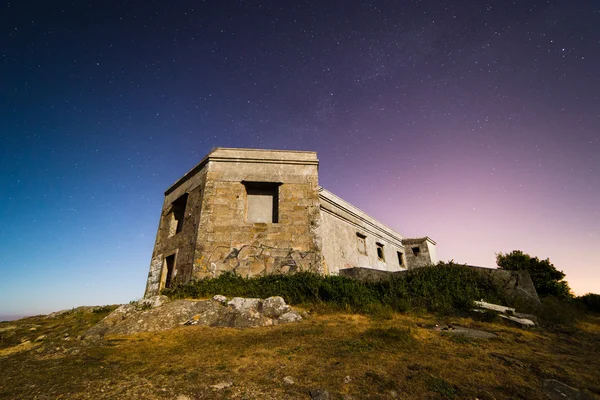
[279,311,303,323]
[262,296,291,318]
[309,389,330,400]
[212,295,227,304]
[137,295,169,309]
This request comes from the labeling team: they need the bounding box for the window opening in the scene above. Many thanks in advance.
[412,246,421,256]
[244,182,279,223]
[376,242,385,261]
[398,251,404,266]
[356,233,367,255]
[167,193,188,237]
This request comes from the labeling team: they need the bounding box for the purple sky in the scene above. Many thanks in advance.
[1,1,598,317]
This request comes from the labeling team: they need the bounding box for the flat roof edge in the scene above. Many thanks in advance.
[318,187,405,243]
[164,147,318,195]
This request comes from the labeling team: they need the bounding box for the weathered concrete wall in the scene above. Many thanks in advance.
[191,148,323,279]
[145,168,207,297]
[319,188,407,274]
[402,237,438,269]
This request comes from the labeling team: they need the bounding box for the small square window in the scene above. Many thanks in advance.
[244,182,279,223]
[376,243,385,261]
[356,233,367,255]
[412,246,421,256]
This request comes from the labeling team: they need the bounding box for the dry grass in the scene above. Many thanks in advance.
[1,308,600,399]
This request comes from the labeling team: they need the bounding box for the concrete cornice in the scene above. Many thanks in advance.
[318,187,405,245]
[402,236,437,245]
[165,147,318,195]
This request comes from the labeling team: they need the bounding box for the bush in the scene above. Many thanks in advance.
[577,293,600,313]
[163,263,509,315]
[537,296,584,329]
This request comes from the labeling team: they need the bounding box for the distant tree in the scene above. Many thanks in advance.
[496,250,572,299]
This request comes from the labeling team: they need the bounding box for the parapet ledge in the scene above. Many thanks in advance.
[318,187,405,244]
[402,237,437,246]
[165,147,318,195]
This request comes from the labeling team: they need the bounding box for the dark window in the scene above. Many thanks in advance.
[164,254,176,289]
[168,193,188,236]
[398,252,404,266]
[376,243,385,261]
[412,246,420,256]
[356,233,367,255]
[244,182,279,223]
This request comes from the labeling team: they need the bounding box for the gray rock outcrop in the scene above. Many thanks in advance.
[542,379,591,400]
[84,295,302,340]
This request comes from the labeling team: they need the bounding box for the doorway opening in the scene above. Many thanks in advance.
[164,254,176,289]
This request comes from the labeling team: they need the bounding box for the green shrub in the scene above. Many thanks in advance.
[163,263,509,316]
[577,293,600,313]
[537,296,584,329]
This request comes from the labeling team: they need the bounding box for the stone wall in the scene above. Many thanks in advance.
[402,237,437,269]
[145,148,323,297]
[145,168,207,297]
[192,149,322,280]
[319,188,407,274]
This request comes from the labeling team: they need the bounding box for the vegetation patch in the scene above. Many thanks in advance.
[577,293,600,313]
[363,326,415,348]
[163,262,509,315]
[424,374,457,398]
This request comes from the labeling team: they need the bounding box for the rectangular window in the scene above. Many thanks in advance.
[397,251,404,266]
[412,246,421,256]
[356,233,367,255]
[376,242,385,261]
[164,254,176,289]
[167,193,188,237]
[244,182,279,223]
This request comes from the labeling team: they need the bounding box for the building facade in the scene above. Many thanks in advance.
[144,148,437,297]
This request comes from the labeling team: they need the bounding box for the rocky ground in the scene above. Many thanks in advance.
[84,295,304,340]
[1,297,599,399]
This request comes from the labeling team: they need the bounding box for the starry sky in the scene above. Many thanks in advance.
[1,1,598,319]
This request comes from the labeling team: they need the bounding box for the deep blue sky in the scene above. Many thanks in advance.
[1,1,598,318]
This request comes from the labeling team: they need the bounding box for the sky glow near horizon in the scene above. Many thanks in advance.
[1,1,598,317]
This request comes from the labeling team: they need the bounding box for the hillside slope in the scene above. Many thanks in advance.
[1,306,599,399]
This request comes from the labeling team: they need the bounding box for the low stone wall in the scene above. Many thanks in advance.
[338,265,541,306]
[338,267,403,281]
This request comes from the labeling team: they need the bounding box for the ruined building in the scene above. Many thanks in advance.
[144,148,437,297]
